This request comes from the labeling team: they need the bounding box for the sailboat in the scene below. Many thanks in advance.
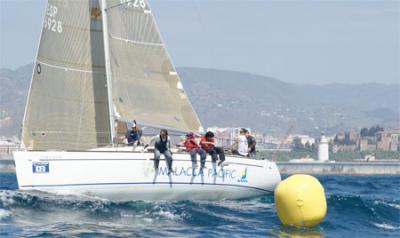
[13,0,281,201]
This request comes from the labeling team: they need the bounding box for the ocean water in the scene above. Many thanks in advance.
[0,173,399,238]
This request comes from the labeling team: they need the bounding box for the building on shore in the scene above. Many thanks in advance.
[318,135,329,162]
[376,129,400,152]
[359,138,369,151]
[0,140,19,155]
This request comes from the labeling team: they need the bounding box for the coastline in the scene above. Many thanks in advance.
[277,161,400,176]
[0,155,14,173]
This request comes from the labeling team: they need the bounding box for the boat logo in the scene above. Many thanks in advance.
[237,168,248,183]
[32,162,49,174]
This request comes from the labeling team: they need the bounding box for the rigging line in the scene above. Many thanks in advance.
[105,0,152,14]
[37,61,104,74]
[104,0,135,12]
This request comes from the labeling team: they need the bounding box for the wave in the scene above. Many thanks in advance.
[1,175,399,237]
[0,208,11,220]
[372,222,400,230]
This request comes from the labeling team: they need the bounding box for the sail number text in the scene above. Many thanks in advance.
[44,4,63,33]
[120,0,146,9]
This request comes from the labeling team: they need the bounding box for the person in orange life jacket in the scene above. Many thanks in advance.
[152,129,174,174]
[200,131,225,166]
[184,133,207,169]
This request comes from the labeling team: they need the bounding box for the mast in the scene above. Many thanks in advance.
[101,0,116,145]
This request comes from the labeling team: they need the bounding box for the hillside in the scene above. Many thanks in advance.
[179,67,399,135]
[0,64,398,137]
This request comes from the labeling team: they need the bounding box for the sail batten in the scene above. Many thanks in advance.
[36,60,105,74]
[110,35,163,47]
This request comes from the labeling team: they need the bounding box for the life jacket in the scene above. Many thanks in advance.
[184,138,199,151]
[155,136,169,153]
[127,130,139,142]
[200,136,214,151]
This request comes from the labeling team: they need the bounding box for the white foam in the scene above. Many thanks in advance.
[120,212,134,218]
[372,222,400,230]
[0,190,15,206]
[199,199,273,211]
[0,209,11,220]
[156,210,181,220]
[386,203,400,210]
[374,200,400,210]
[143,218,153,223]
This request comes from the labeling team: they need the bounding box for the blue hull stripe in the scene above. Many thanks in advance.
[40,158,264,168]
[21,182,272,193]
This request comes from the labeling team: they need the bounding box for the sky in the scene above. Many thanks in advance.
[0,0,399,85]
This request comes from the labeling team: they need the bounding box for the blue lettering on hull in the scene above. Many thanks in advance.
[157,166,239,180]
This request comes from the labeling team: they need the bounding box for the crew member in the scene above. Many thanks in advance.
[153,129,174,174]
[184,133,207,169]
[126,124,142,146]
[244,129,257,157]
[200,131,225,166]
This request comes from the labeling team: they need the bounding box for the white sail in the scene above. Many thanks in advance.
[22,0,111,151]
[104,0,202,132]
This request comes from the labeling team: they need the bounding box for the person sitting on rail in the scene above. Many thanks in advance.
[200,131,225,166]
[184,133,207,169]
[152,129,174,175]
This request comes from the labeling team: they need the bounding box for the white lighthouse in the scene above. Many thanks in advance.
[318,135,329,162]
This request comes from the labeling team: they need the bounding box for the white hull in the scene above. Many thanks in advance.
[13,150,281,201]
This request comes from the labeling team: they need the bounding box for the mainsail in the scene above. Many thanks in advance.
[22,0,202,151]
[104,0,202,132]
[22,0,111,150]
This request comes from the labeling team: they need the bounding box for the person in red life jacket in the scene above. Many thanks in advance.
[184,133,206,169]
[200,131,225,166]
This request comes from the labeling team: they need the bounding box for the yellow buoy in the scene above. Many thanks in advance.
[275,174,327,228]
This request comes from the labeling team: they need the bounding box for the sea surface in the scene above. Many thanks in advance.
[0,173,399,238]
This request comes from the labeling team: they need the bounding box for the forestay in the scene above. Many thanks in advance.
[22,0,111,151]
[104,0,202,132]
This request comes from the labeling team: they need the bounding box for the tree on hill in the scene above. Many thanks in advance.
[368,125,384,137]
[360,128,369,137]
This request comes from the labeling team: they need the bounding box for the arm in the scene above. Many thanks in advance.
[201,140,215,145]
[145,136,158,148]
